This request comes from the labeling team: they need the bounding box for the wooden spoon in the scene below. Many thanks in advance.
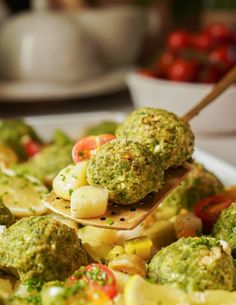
[43,66,236,230]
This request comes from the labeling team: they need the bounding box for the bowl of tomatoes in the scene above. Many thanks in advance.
[126,23,236,134]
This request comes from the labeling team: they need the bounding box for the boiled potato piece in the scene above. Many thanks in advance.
[53,162,88,200]
[71,185,108,218]
[78,225,117,247]
[0,168,48,217]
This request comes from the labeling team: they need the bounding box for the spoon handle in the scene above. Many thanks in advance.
[182,66,236,123]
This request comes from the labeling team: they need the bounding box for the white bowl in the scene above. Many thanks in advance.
[70,5,147,67]
[126,72,236,134]
[0,12,104,83]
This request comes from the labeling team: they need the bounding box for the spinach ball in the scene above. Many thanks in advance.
[0,216,88,282]
[116,108,194,169]
[87,139,164,205]
[148,236,234,292]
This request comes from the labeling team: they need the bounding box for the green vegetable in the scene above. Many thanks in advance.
[148,236,234,292]
[85,121,118,136]
[0,120,41,160]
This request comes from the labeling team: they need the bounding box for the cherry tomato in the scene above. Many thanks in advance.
[194,195,233,232]
[138,68,158,78]
[156,51,176,77]
[69,264,117,299]
[22,137,42,157]
[72,134,116,163]
[191,32,212,51]
[197,65,221,83]
[205,23,231,45]
[167,58,197,82]
[167,30,190,52]
[209,46,236,71]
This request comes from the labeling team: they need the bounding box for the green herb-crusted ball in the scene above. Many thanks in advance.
[157,163,224,214]
[0,216,89,282]
[148,236,234,292]
[212,203,236,257]
[87,139,164,205]
[116,108,194,169]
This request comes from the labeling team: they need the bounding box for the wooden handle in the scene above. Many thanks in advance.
[182,66,236,123]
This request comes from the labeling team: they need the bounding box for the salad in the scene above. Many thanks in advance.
[0,110,236,305]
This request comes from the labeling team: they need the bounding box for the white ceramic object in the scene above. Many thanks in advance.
[126,72,236,134]
[71,5,148,67]
[0,12,104,82]
[0,66,133,101]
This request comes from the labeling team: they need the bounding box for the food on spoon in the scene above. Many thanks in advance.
[70,185,109,218]
[0,216,89,282]
[0,144,18,168]
[0,201,15,227]
[0,168,48,217]
[157,163,224,215]
[72,134,116,163]
[87,138,164,205]
[0,120,42,161]
[148,236,234,292]
[212,202,236,257]
[116,108,194,169]
[53,161,88,200]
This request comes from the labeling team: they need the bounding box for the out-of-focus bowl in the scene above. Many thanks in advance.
[71,5,148,67]
[0,12,104,83]
[126,72,236,134]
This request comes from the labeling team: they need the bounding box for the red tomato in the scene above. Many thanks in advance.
[22,138,42,157]
[156,51,176,77]
[69,264,117,299]
[194,195,233,232]
[72,134,116,163]
[209,46,236,71]
[167,58,197,82]
[167,30,190,52]
[197,65,221,83]
[138,68,158,78]
[205,23,231,45]
[191,32,212,51]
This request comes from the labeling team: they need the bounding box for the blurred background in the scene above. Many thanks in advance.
[0,0,236,164]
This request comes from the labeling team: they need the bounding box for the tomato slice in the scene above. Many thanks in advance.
[21,136,42,157]
[69,264,117,299]
[72,134,116,163]
[194,195,233,232]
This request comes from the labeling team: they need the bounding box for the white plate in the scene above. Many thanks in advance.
[0,66,134,102]
[25,112,236,186]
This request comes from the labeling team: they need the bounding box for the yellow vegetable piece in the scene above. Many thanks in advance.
[53,162,88,200]
[106,245,125,262]
[124,236,153,261]
[124,275,188,305]
[78,225,117,247]
[144,220,176,250]
[83,243,113,262]
[0,144,18,168]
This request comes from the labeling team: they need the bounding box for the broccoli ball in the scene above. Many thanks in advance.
[116,108,194,169]
[0,216,88,282]
[87,139,164,205]
[148,236,234,292]
[157,163,224,215]
[212,202,236,257]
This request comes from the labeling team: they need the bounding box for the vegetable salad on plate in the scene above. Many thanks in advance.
[0,109,236,305]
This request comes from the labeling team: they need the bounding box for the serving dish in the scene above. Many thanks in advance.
[0,66,133,102]
[126,71,236,134]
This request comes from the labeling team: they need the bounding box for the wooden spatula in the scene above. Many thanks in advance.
[44,66,236,230]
